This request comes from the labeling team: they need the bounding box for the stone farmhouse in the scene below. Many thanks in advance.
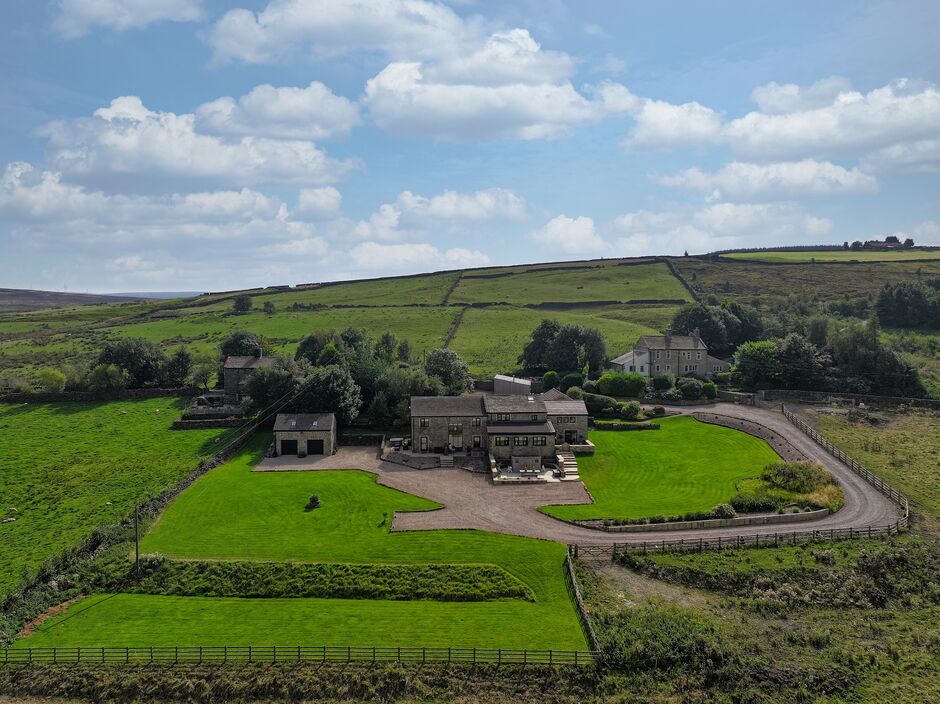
[273,413,336,457]
[409,390,588,471]
[608,331,728,378]
[222,354,281,402]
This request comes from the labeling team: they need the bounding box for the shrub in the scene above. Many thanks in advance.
[232,294,252,313]
[620,400,641,420]
[87,363,128,392]
[583,392,620,415]
[652,374,674,390]
[711,503,737,519]
[715,371,731,386]
[597,371,647,397]
[560,372,583,391]
[702,381,717,399]
[651,406,665,416]
[761,461,833,494]
[36,368,66,393]
[565,386,583,399]
[305,495,321,511]
[582,379,598,394]
[542,370,560,390]
[676,377,704,400]
[659,388,683,401]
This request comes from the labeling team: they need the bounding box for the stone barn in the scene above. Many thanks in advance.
[273,413,336,457]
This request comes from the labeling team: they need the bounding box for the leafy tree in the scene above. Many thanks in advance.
[579,327,608,374]
[292,365,362,424]
[263,301,276,315]
[220,330,271,357]
[807,316,829,348]
[669,304,742,356]
[722,301,764,346]
[375,332,397,363]
[547,324,586,373]
[161,347,193,387]
[232,294,253,313]
[317,342,345,367]
[876,281,939,329]
[701,381,717,399]
[367,390,392,425]
[377,366,444,407]
[560,372,583,391]
[243,365,298,412]
[734,340,782,390]
[518,319,561,371]
[597,371,647,397]
[396,339,413,364]
[424,348,473,395]
[542,370,560,390]
[829,318,926,396]
[87,363,128,392]
[37,368,66,392]
[339,327,369,354]
[98,337,165,388]
[295,330,340,365]
[775,333,830,390]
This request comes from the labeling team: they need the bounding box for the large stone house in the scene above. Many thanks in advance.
[608,331,728,378]
[409,391,588,464]
[222,354,281,401]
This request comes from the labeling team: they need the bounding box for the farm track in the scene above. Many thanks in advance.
[257,403,900,546]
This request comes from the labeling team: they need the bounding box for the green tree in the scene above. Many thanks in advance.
[367,390,392,425]
[87,363,128,392]
[317,342,345,367]
[232,294,253,313]
[243,365,298,412]
[396,339,413,363]
[375,332,397,363]
[542,370,560,390]
[340,327,369,354]
[675,377,704,400]
[560,372,583,391]
[161,347,193,387]
[669,304,740,356]
[98,337,166,388]
[776,333,830,390]
[36,368,66,392]
[597,371,647,397]
[734,340,781,390]
[262,301,276,315]
[295,330,340,365]
[807,316,829,348]
[424,348,473,395]
[518,319,561,371]
[292,365,362,424]
[220,331,271,357]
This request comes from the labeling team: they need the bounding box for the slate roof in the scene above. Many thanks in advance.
[544,399,588,416]
[410,395,484,417]
[537,387,571,401]
[273,413,335,432]
[223,355,281,370]
[486,421,555,434]
[483,395,546,414]
[636,335,707,350]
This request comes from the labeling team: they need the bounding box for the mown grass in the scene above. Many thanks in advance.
[16,435,586,650]
[450,262,690,305]
[449,304,676,375]
[725,249,940,263]
[542,416,780,521]
[0,398,226,596]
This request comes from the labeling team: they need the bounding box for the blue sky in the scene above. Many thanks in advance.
[2,0,939,293]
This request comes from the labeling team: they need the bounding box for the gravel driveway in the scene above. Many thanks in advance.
[255,402,901,546]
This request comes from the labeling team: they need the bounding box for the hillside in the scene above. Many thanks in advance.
[1,253,939,389]
[0,288,147,314]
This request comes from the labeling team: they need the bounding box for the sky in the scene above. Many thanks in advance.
[1,0,940,293]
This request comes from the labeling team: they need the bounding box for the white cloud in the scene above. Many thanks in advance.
[657,159,878,201]
[264,237,329,256]
[54,0,203,38]
[530,215,607,254]
[207,0,475,65]
[39,96,352,190]
[395,188,526,220]
[750,76,853,115]
[913,220,940,244]
[295,187,342,219]
[725,79,940,162]
[624,98,723,149]
[349,241,489,272]
[352,204,401,241]
[195,82,361,141]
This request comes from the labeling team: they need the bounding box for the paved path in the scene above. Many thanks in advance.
[255,403,901,545]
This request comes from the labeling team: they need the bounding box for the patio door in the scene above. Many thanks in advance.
[564,430,578,443]
[448,432,463,449]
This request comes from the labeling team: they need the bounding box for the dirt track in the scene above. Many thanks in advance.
[255,402,901,546]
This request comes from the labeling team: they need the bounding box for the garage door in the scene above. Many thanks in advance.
[280,439,298,456]
[306,439,325,455]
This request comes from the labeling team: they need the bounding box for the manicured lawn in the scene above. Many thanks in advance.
[0,398,226,596]
[542,416,781,521]
[16,435,586,650]
[725,249,940,263]
[449,304,676,375]
[450,262,690,305]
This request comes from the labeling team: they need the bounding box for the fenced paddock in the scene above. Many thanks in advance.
[0,645,596,666]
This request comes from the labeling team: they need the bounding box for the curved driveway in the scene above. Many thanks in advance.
[256,402,901,545]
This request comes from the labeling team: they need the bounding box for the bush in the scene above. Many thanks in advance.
[597,371,647,397]
[676,377,704,400]
[620,400,641,420]
[651,406,665,416]
[761,461,833,494]
[560,372,583,391]
[659,388,683,401]
[305,495,321,511]
[565,386,583,399]
[232,294,252,313]
[715,371,731,386]
[36,368,66,393]
[652,374,673,390]
[87,363,128,392]
[542,370,560,390]
[702,381,717,399]
[711,503,737,519]
[583,392,620,415]
[582,379,598,394]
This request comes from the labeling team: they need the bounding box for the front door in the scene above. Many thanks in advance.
[448,433,463,449]
[420,436,429,452]
[472,435,481,448]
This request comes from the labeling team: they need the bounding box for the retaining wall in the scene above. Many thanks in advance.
[574,508,830,533]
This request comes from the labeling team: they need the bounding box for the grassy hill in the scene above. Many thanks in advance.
[0,288,148,314]
[2,253,939,386]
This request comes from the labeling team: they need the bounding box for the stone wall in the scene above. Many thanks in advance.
[0,387,198,404]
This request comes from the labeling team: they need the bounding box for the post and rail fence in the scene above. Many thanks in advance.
[569,404,911,561]
[0,645,597,667]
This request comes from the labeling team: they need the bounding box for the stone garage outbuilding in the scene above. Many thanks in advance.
[273,413,336,457]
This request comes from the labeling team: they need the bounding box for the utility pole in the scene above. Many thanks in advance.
[134,504,140,581]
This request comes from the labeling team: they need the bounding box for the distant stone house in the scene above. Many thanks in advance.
[273,413,336,457]
[222,354,281,401]
[609,331,728,378]
[409,391,588,461]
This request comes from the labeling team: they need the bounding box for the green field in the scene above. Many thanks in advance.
[17,435,586,650]
[542,417,781,521]
[725,249,940,263]
[0,398,225,595]
[450,262,690,305]
[449,304,677,375]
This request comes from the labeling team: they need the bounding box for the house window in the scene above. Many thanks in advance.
[420,436,429,451]
[656,351,661,359]
[532,436,547,446]
[496,413,510,421]
[471,417,481,427]
[666,351,671,359]
[448,423,463,434]
[656,365,661,372]
[513,436,529,446]
[530,414,538,421]
[696,351,702,360]
[494,436,510,446]
[568,416,576,423]
[629,365,635,372]
[640,365,645,372]
[419,418,429,428]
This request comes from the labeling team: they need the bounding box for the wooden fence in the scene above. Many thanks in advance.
[0,645,596,666]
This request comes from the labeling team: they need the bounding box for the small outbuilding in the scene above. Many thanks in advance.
[273,413,336,457]
[493,374,532,396]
